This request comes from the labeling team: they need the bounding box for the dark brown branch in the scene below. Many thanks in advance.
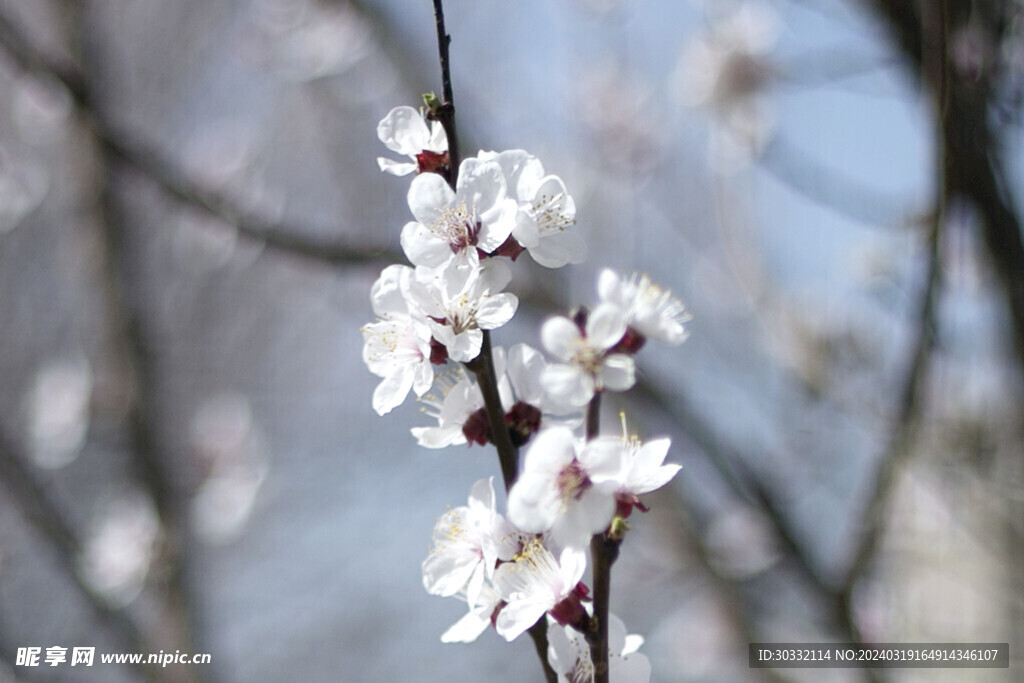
[465,333,519,492]
[430,0,461,184]
[585,391,602,441]
[527,621,558,683]
[94,160,205,683]
[582,391,612,683]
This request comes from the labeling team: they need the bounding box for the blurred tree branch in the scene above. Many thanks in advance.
[0,426,153,679]
[0,8,401,270]
[864,0,1024,368]
[758,134,914,229]
[631,379,885,682]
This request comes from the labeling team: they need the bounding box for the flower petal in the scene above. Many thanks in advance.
[422,549,478,597]
[400,221,453,268]
[457,158,506,216]
[441,608,491,644]
[445,328,483,363]
[475,293,518,330]
[494,597,548,642]
[370,264,413,317]
[598,354,635,392]
[408,171,455,226]
[377,106,430,156]
[376,157,417,176]
[540,316,582,360]
[554,491,615,548]
[541,363,594,407]
[529,230,586,269]
[586,303,628,350]
[372,371,413,415]
[507,470,560,534]
[411,425,466,449]
[476,258,513,294]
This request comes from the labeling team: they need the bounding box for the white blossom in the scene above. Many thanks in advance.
[478,149,585,268]
[376,105,448,176]
[547,612,651,683]
[412,368,489,449]
[618,436,679,498]
[493,536,588,641]
[540,304,636,407]
[404,259,519,363]
[597,269,691,346]
[423,478,505,606]
[402,157,516,269]
[507,427,624,548]
[413,345,554,449]
[587,429,680,515]
[360,264,435,415]
[440,582,503,644]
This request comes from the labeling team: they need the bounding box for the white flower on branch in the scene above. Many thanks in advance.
[540,304,636,407]
[440,581,503,644]
[412,367,488,449]
[424,477,535,643]
[376,105,449,176]
[478,149,585,268]
[507,427,624,548]
[597,269,692,347]
[422,477,506,605]
[413,344,553,449]
[493,536,589,641]
[547,612,651,683]
[404,259,519,363]
[588,428,680,518]
[360,264,435,415]
[401,157,516,269]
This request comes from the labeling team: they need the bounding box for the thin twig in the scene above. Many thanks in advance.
[431,0,461,184]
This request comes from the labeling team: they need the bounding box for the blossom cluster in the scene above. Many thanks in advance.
[363,104,690,682]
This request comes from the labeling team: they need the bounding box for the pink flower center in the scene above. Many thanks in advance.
[431,201,481,254]
[557,460,592,502]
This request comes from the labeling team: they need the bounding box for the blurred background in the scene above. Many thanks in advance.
[0,0,1021,681]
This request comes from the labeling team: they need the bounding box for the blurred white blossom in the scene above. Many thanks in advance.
[547,612,651,683]
[189,394,269,544]
[25,355,92,469]
[676,0,780,171]
[80,493,161,606]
